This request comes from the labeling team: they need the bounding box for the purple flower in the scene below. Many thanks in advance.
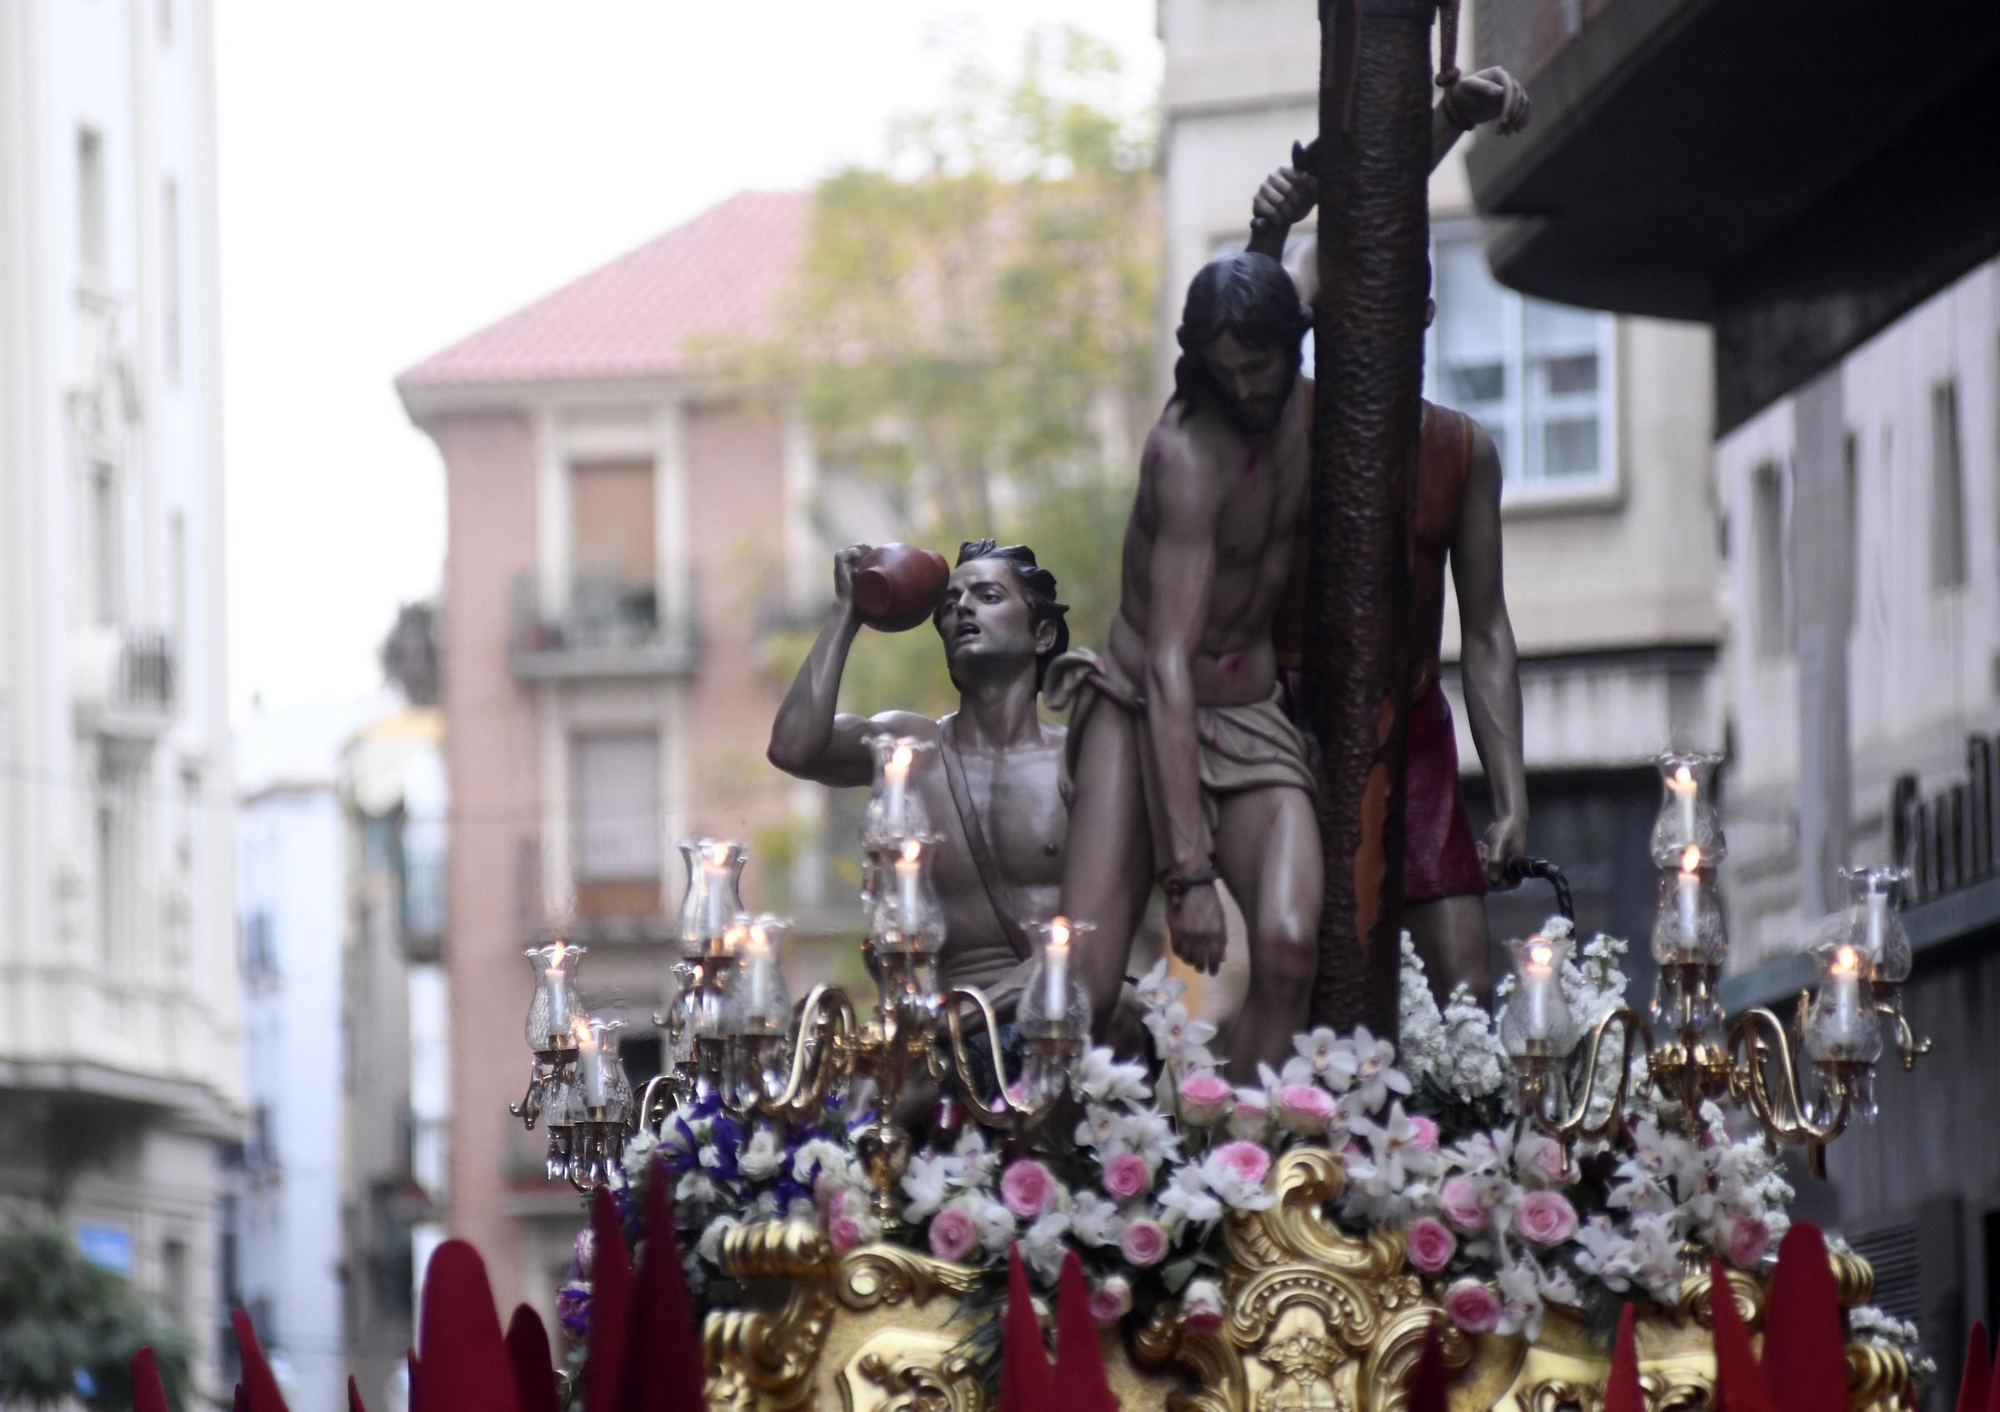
[556,1279,592,1340]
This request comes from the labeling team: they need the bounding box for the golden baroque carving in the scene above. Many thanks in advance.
[698,1159,1916,1411]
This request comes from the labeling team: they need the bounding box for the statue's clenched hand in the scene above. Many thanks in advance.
[1477,814,1529,888]
[1167,881,1227,978]
[832,543,870,606]
[1444,67,1531,135]
[1252,154,1318,233]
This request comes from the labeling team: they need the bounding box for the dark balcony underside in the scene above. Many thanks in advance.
[1468,0,2000,432]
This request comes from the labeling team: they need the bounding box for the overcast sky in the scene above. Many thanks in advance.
[215,1,1161,717]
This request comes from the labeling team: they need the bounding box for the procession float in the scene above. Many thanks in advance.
[510,744,1932,1410]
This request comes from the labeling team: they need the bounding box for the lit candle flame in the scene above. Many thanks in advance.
[748,921,770,954]
[550,938,566,966]
[1681,845,1701,874]
[1528,937,1553,970]
[1833,943,1860,976]
[707,841,730,867]
[890,742,913,774]
[1050,916,1071,950]
[1671,765,1695,795]
[723,922,748,952]
[901,837,922,864]
[572,1015,593,1047]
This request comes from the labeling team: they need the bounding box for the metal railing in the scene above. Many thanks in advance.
[508,572,699,679]
[1891,732,1999,905]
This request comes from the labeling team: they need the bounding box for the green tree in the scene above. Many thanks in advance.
[751,24,1160,719]
[0,1225,193,1409]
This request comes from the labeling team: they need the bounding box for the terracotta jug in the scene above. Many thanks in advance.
[852,543,950,632]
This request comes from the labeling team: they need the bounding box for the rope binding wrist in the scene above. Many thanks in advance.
[1160,868,1220,904]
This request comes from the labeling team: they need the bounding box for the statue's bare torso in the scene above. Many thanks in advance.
[1106,376,1313,708]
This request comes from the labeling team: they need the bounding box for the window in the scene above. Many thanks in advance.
[92,462,121,625]
[570,461,658,634]
[170,512,188,658]
[1751,460,1790,660]
[243,909,274,979]
[161,1238,189,1329]
[162,180,182,385]
[1430,226,1616,492]
[250,1103,277,1169]
[96,761,134,966]
[1842,431,1859,626]
[77,128,107,273]
[572,732,662,916]
[1931,379,1968,590]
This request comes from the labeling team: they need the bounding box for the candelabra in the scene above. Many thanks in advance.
[512,735,1091,1206]
[1503,752,1931,1179]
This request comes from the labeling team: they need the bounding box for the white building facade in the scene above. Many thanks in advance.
[1716,258,2000,967]
[0,0,239,1394]
[1157,0,1721,953]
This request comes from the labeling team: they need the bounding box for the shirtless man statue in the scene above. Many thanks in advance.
[768,540,1069,1010]
[1056,67,1532,1072]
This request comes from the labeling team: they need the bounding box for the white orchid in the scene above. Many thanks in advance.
[1133,958,1185,1012]
[1144,1000,1219,1070]
[1075,1104,1122,1152]
[1156,1165,1224,1232]
[1347,1102,1436,1190]
[1021,1211,1072,1282]
[901,1150,955,1222]
[1291,1026,1360,1090]
[1495,1258,1549,1340]
[1067,1190,1127,1248]
[1347,1026,1412,1112]
[1077,1047,1152,1107]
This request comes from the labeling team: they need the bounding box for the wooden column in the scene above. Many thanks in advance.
[1305,0,1435,1036]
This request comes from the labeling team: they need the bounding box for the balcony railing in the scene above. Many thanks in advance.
[70,626,177,736]
[1891,733,2000,905]
[509,572,698,681]
[401,844,446,961]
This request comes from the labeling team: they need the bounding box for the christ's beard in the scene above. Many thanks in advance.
[1215,366,1296,435]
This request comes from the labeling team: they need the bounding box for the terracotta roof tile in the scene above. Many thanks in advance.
[398,190,808,389]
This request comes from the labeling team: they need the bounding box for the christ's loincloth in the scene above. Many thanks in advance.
[1405,680,1486,902]
[1044,649,1315,867]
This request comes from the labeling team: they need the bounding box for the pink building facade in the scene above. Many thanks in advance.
[397,192,828,1313]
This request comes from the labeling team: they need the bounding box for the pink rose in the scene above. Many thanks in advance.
[828,1215,864,1253]
[1000,1160,1059,1220]
[1120,1218,1169,1267]
[1210,1140,1272,1188]
[1439,1175,1493,1232]
[1275,1083,1338,1135]
[929,1206,978,1263]
[1727,1216,1770,1269]
[1408,1115,1440,1151]
[1406,1218,1457,1274]
[1444,1279,1502,1334]
[1177,1070,1236,1127]
[1088,1275,1133,1327]
[1229,1089,1272,1140]
[1182,1277,1225,1333]
[1103,1151,1153,1202]
[1514,1190,1579,1247]
[1516,1133,1569,1185]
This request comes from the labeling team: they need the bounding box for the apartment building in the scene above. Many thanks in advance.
[0,0,239,1393]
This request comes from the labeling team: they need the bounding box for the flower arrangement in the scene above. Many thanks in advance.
[570,920,1922,1379]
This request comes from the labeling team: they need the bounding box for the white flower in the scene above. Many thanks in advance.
[697,1143,722,1170]
[676,1170,723,1207]
[951,1129,1002,1188]
[1292,1027,1360,1090]
[1229,1087,1273,1140]
[1496,1258,1548,1341]
[1347,1102,1434,1191]
[1077,1047,1152,1107]
[1067,1191,1127,1248]
[902,1150,955,1222]
[1198,1151,1276,1213]
[792,1137,851,1187]
[1183,1277,1225,1326]
[969,1195,1017,1254]
[1021,1211,1072,1282]
[696,1213,742,1267]
[1347,1026,1412,1112]
[1144,1001,1219,1069]
[738,1127,783,1183]
[1134,958,1186,1013]
[1075,1105,1122,1152]
[751,1191,783,1220]
[1158,1166,1223,1232]
[1115,1110,1182,1170]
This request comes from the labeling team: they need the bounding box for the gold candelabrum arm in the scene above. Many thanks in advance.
[1878,1000,1932,1070]
[1726,1001,1851,1178]
[747,983,860,1125]
[942,986,1067,1134]
[1521,1007,1651,1167]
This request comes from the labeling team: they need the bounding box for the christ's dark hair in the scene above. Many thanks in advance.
[1169,251,1312,422]
[940,539,1071,690]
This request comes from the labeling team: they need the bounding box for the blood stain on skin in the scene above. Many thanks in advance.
[1239,450,1259,483]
